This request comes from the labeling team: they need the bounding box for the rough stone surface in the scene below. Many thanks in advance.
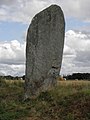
[25,5,65,99]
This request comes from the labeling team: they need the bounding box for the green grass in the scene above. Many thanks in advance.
[0,79,90,120]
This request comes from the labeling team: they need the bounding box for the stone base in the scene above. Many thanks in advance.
[24,77,57,100]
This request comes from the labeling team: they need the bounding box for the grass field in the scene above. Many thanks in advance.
[0,79,90,120]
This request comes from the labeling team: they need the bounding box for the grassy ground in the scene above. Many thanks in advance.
[0,79,90,120]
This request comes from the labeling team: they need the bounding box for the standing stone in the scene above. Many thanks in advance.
[25,5,65,99]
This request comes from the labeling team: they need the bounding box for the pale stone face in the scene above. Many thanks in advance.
[25,5,65,99]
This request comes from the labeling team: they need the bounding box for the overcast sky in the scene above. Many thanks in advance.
[0,0,90,76]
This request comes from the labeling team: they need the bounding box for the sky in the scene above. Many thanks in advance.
[0,0,90,76]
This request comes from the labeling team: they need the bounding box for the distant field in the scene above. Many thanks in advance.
[0,79,90,120]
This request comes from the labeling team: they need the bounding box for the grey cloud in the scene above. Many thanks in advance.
[60,0,90,22]
[0,60,25,65]
[0,0,49,23]
[75,50,90,67]
[0,0,17,6]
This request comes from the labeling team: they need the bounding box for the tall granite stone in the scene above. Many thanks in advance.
[25,5,65,99]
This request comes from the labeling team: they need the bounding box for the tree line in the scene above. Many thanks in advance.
[64,73,90,80]
[0,73,90,81]
[0,75,25,80]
